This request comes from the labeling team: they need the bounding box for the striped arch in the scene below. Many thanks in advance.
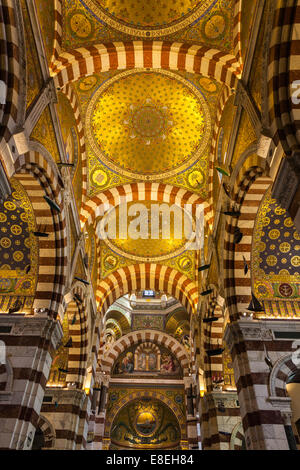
[224,167,273,321]
[269,353,300,398]
[80,182,210,228]
[101,329,190,377]
[97,264,198,317]
[208,86,232,220]
[62,84,87,200]
[268,0,300,156]
[230,422,245,450]
[0,0,22,145]
[50,41,242,91]
[51,0,63,65]
[36,415,56,449]
[13,151,67,318]
[52,0,243,68]
[202,290,225,392]
[104,389,187,440]
[233,0,242,64]
[65,281,89,388]
[14,149,64,198]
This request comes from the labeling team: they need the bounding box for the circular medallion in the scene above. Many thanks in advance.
[70,12,93,38]
[87,69,211,181]
[92,168,108,187]
[269,229,280,240]
[0,213,7,223]
[279,242,290,253]
[266,255,277,267]
[178,256,192,271]
[203,13,226,40]
[294,231,300,240]
[291,256,300,267]
[284,217,294,228]
[79,76,98,92]
[20,212,28,223]
[188,170,204,189]
[24,238,32,249]
[104,254,118,269]
[4,201,16,211]
[11,225,22,236]
[275,206,286,215]
[13,251,24,262]
[135,411,157,436]
[82,0,216,37]
[199,77,217,93]
[0,237,11,249]
[262,217,270,227]
[279,283,293,297]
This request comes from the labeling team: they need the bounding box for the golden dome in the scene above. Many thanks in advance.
[82,0,215,36]
[86,70,211,181]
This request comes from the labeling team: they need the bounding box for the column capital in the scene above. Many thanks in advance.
[0,315,63,350]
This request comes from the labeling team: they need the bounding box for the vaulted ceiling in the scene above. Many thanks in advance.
[31,0,245,286]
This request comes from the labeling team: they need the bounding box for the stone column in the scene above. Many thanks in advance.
[93,373,110,450]
[0,314,62,449]
[199,391,241,450]
[224,319,300,450]
[184,376,198,449]
[40,387,87,450]
[267,397,298,450]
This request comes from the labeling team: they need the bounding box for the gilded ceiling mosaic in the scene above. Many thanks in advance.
[100,241,196,279]
[100,200,194,262]
[73,69,221,201]
[86,70,211,182]
[0,178,38,313]
[253,188,300,301]
[47,314,70,386]
[109,398,181,449]
[62,0,235,52]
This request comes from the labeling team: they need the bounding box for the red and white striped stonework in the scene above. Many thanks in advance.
[203,301,225,393]
[40,388,88,450]
[223,170,272,321]
[50,41,242,91]
[64,299,88,388]
[268,0,300,159]
[100,330,190,376]
[233,0,243,64]
[230,421,245,450]
[80,182,212,230]
[35,415,56,449]
[13,170,67,319]
[225,319,300,450]
[199,392,241,450]
[0,0,21,145]
[96,264,198,317]
[62,85,87,201]
[0,315,62,450]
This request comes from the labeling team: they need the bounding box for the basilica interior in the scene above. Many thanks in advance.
[0,0,300,451]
